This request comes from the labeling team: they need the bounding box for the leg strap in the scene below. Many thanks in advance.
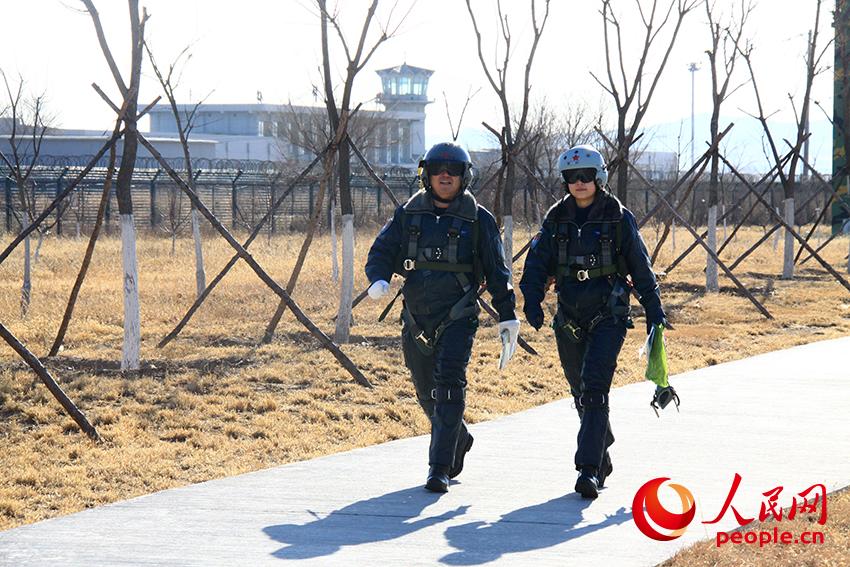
[432,385,466,403]
[575,392,608,409]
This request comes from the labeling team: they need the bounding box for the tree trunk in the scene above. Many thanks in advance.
[502,215,514,276]
[334,135,355,344]
[334,213,355,343]
[21,226,31,318]
[782,198,795,279]
[191,207,205,298]
[671,219,676,252]
[330,186,339,283]
[34,231,45,265]
[706,205,719,292]
[502,158,515,274]
[120,214,141,370]
[171,232,177,255]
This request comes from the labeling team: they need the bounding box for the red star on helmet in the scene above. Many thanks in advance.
[572,153,580,161]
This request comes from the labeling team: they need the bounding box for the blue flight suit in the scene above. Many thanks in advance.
[366,189,516,470]
[519,189,664,476]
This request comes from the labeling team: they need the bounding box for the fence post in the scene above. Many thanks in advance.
[150,169,161,228]
[104,183,112,235]
[376,180,382,215]
[231,169,243,229]
[270,177,277,234]
[5,177,12,232]
[56,167,69,236]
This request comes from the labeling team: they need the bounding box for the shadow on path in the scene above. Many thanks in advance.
[440,495,632,565]
[263,486,468,560]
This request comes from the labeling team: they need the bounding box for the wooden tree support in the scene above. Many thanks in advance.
[0,130,123,266]
[0,322,101,442]
[635,124,733,229]
[729,189,826,272]
[664,163,781,274]
[157,148,329,348]
[602,129,773,318]
[718,154,850,294]
[49,107,128,357]
[136,133,371,387]
[662,137,804,274]
[647,186,774,319]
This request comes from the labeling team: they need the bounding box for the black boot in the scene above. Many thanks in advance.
[425,465,450,493]
[449,432,474,479]
[597,451,613,488]
[575,466,600,499]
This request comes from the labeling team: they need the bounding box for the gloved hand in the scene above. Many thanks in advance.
[646,317,673,334]
[367,280,390,300]
[524,303,544,331]
[498,319,520,370]
[645,305,672,334]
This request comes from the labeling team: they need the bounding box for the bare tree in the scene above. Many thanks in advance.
[736,0,830,279]
[703,0,754,291]
[443,86,481,142]
[315,0,409,344]
[0,70,52,317]
[591,0,697,207]
[145,42,208,295]
[518,99,604,223]
[82,0,149,370]
[465,0,551,269]
[276,101,397,163]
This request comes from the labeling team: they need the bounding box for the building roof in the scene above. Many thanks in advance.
[375,63,433,77]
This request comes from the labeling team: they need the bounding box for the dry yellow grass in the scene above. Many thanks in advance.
[1,221,849,565]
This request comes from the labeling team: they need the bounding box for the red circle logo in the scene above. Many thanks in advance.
[632,477,696,541]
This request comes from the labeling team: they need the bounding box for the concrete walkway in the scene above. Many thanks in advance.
[1,336,848,566]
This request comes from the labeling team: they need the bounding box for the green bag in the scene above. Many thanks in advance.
[644,323,669,388]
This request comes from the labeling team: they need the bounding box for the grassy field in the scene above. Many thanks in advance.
[1,221,849,564]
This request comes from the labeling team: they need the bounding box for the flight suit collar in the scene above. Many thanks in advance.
[404,190,478,222]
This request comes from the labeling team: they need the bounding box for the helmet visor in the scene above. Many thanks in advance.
[562,168,597,184]
[425,160,466,177]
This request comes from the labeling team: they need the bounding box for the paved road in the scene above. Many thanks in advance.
[1,336,848,566]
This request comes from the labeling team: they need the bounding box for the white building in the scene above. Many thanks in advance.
[147,64,433,167]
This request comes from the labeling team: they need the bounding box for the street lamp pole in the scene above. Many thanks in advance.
[688,62,699,166]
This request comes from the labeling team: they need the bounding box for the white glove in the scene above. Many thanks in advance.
[498,319,521,370]
[367,280,390,300]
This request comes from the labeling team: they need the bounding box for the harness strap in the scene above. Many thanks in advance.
[378,288,403,322]
[446,216,463,264]
[556,264,620,281]
[600,223,613,268]
[556,221,569,269]
[406,215,422,264]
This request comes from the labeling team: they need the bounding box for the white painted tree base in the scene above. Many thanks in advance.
[782,198,794,280]
[503,214,514,276]
[121,214,141,371]
[334,214,354,344]
[706,205,719,292]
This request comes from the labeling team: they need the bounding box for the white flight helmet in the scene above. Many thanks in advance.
[557,145,608,186]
